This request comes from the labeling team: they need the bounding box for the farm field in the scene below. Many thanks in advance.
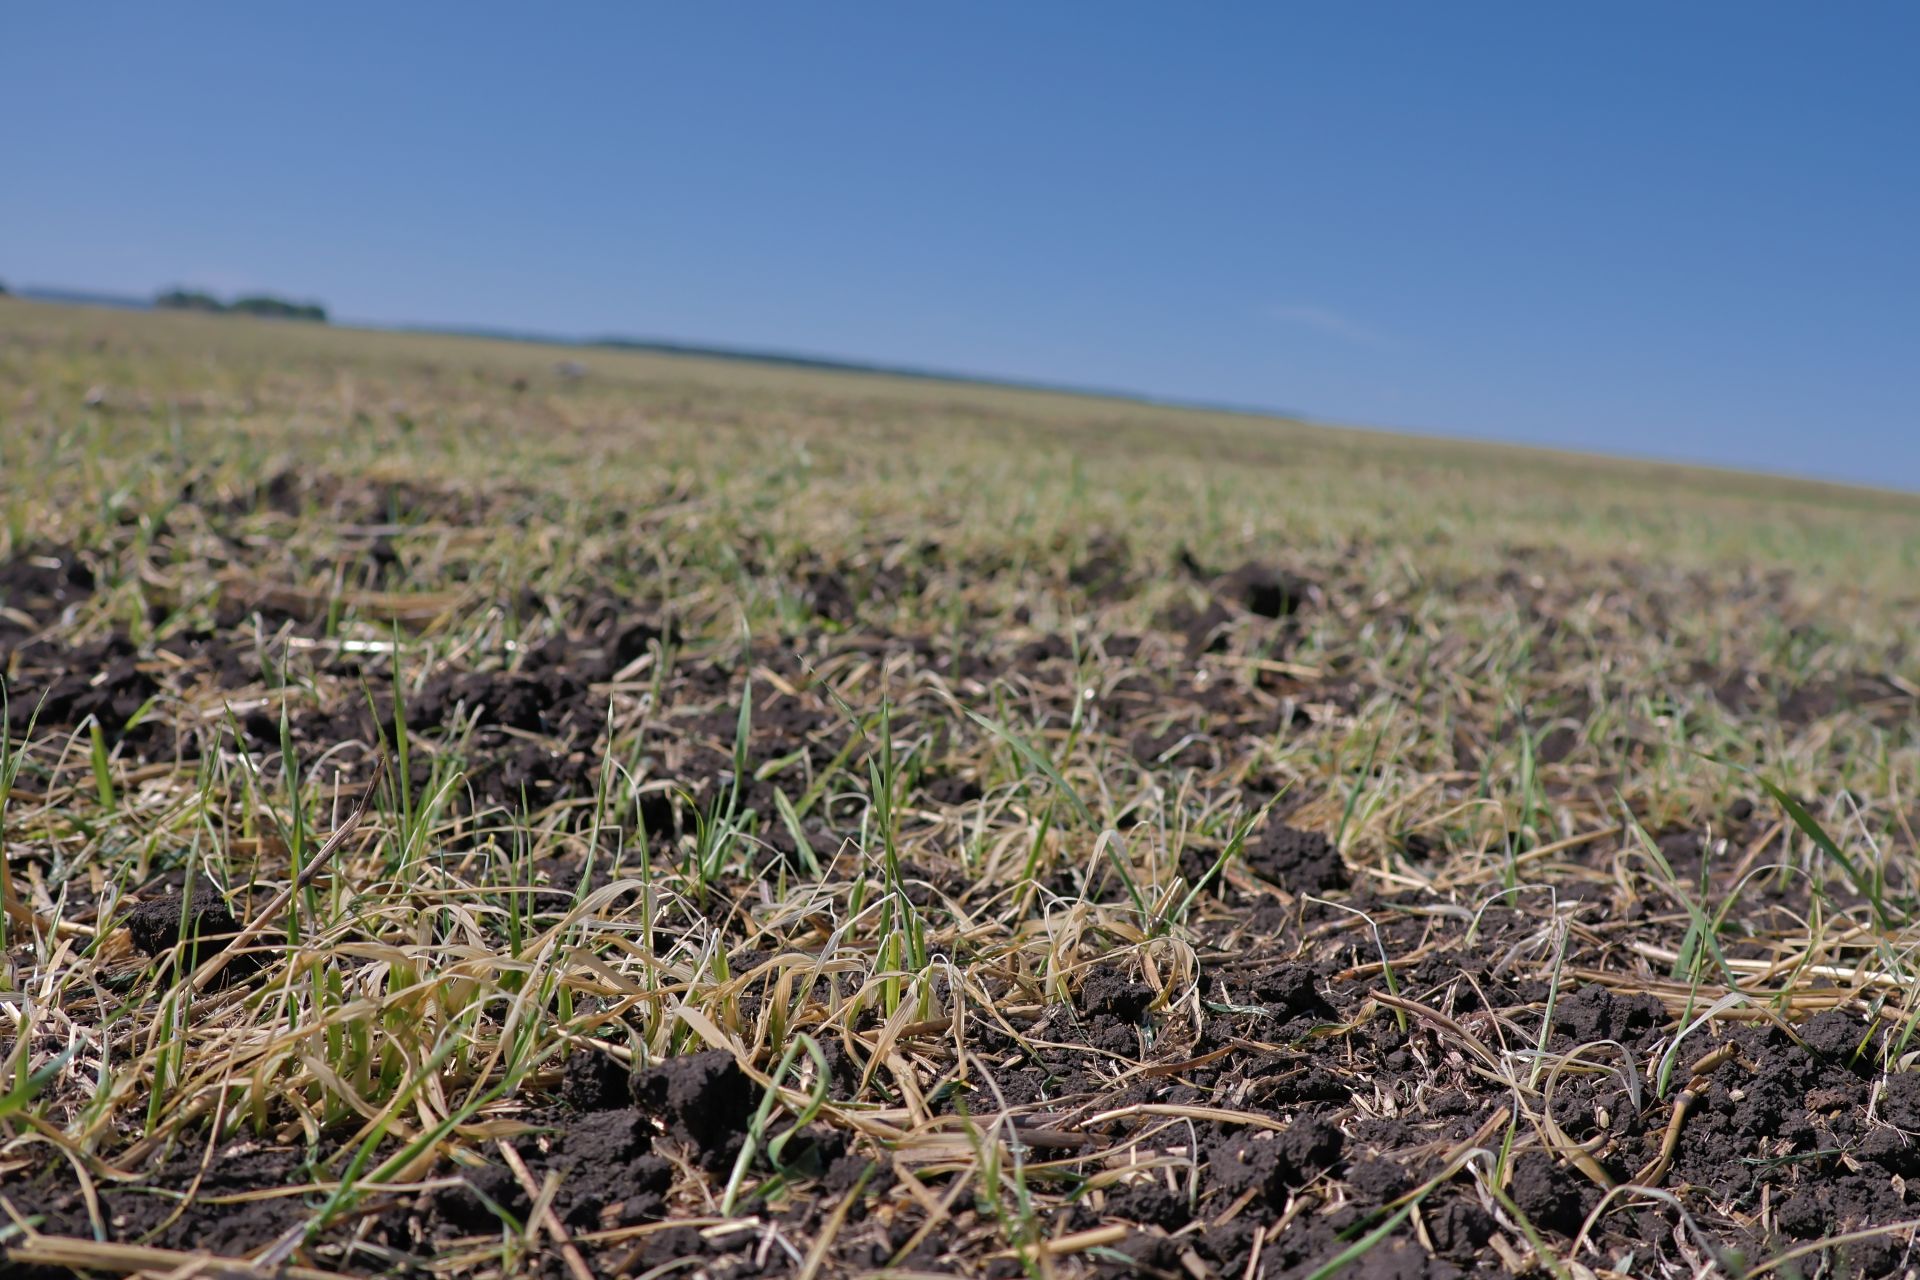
[4,297,1920,1279]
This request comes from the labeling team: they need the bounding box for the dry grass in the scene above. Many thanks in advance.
[3,297,1919,1279]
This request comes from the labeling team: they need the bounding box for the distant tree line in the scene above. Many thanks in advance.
[155,288,327,323]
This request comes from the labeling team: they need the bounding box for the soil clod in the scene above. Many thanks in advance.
[632,1049,755,1174]
[1243,823,1349,893]
[123,890,260,981]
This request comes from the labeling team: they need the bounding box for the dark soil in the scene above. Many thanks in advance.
[630,1049,756,1175]
[0,543,97,645]
[123,889,261,983]
[9,503,1920,1279]
[1243,823,1349,893]
[1220,560,1313,620]
[17,597,1914,1277]
[2,633,161,745]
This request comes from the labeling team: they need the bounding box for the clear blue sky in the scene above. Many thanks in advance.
[5,5,1917,488]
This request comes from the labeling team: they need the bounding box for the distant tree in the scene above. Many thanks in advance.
[230,295,328,323]
[0,280,9,296]
[156,288,226,313]
[155,287,327,323]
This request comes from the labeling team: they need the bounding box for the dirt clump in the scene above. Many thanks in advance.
[1507,1150,1590,1235]
[3,633,160,743]
[1551,982,1666,1049]
[1205,1111,1345,1206]
[0,544,96,641]
[1068,533,1134,599]
[1243,823,1349,893]
[1104,1181,1191,1231]
[431,1108,674,1236]
[632,1048,755,1174]
[1220,561,1312,619]
[552,1108,674,1229]
[123,890,260,982]
[1077,966,1155,1023]
[561,1046,633,1112]
[1246,962,1332,1020]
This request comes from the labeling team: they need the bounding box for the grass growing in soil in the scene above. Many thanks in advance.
[3,296,1920,1280]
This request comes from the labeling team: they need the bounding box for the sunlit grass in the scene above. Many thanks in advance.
[1,297,1918,1277]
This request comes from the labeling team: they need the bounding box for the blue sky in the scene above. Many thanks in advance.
[5,5,1917,488]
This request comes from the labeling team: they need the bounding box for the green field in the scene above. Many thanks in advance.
[4,298,1919,1279]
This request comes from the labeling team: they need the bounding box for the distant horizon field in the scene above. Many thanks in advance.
[7,289,1915,500]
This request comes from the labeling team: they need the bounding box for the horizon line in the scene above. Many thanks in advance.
[7,281,1915,501]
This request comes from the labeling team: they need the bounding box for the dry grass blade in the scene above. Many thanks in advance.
[0,1232,349,1280]
[497,1140,595,1280]
[1369,990,1504,1073]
